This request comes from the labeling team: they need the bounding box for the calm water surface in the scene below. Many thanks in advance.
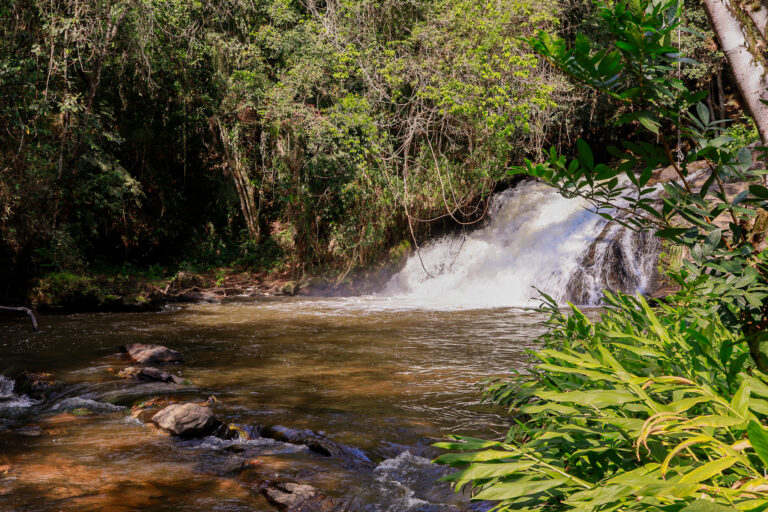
[0,297,546,511]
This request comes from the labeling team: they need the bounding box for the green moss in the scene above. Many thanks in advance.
[387,239,411,262]
[31,270,159,311]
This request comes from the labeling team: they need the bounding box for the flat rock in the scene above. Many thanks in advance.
[259,481,336,512]
[118,366,184,384]
[177,290,222,303]
[256,425,344,457]
[122,343,183,365]
[150,403,220,438]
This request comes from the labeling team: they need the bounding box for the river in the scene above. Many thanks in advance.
[0,297,547,511]
[0,180,661,511]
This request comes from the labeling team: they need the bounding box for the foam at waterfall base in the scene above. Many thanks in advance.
[379,180,660,310]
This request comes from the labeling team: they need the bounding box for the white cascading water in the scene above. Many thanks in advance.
[0,376,13,399]
[380,180,660,309]
[0,375,35,410]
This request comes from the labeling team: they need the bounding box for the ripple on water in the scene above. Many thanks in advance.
[0,297,546,511]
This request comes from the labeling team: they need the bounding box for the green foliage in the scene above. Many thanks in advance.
[513,0,768,361]
[0,0,578,295]
[437,293,768,510]
[435,0,768,509]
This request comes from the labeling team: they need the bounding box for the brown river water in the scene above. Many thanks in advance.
[0,297,547,511]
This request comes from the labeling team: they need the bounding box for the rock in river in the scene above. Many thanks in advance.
[14,371,56,399]
[259,481,337,512]
[150,403,221,437]
[177,290,223,303]
[118,366,184,384]
[256,425,346,458]
[122,343,183,365]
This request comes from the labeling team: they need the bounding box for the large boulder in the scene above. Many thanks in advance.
[259,481,337,512]
[122,343,183,365]
[150,403,221,437]
[118,366,184,384]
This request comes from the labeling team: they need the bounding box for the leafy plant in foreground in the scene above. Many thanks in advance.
[437,293,768,510]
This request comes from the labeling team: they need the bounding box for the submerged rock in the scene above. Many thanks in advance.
[564,222,661,305]
[122,343,183,365]
[51,397,124,414]
[118,366,184,384]
[130,397,174,422]
[296,277,330,296]
[256,425,343,457]
[258,481,337,512]
[13,372,56,399]
[150,403,221,438]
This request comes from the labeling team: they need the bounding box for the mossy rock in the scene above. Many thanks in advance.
[170,271,204,290]
[297,277,330,295]
[280,281,297,296]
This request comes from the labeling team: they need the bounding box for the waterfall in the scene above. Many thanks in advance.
[0,376,13,398]
[380,180,661,309]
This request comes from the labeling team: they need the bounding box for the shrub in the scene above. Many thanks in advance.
[436,292,768,510]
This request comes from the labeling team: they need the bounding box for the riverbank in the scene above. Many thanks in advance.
[23,269,328,314]
[12,240,413,314]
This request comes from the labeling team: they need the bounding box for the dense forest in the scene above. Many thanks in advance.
[0,0,736,303]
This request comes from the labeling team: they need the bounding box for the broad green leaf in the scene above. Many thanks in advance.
[750,185,768,199]
[636,111,660,134]
[473,476,570,500]
[732,380,751,418]
[747,421,768,467]
[679,456,738,483]
[535,389,640,408]
[442,461,538,489]
[684,415,743,429]
[682,500,738,512]
[577,139,594,171]
[434,449,513,465]
[667,395,713,414]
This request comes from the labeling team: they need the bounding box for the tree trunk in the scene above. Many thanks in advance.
[716,67,726,121]
[744,3,768,38]
[702,0,768,143]
[216,120,260,244]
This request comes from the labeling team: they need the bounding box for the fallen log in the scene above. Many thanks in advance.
[0,306,38,332]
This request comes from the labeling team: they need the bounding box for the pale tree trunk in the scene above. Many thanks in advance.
[216,120,261,243]
[744,3,768,38]
[702,0,768,143]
